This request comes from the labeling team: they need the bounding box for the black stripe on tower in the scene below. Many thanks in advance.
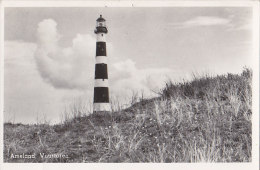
[94,87,109,102]
[96,42,107,56]
[95,64,108,79]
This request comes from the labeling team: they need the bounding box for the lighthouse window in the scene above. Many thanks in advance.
[101,34,103,37]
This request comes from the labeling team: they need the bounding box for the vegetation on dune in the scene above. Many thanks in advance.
[4,68,252,162]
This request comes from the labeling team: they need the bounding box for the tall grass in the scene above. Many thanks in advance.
[4,68,252,162]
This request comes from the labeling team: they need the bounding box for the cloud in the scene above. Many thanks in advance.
[35,19,96,90]
[110,59,175,100]
[234,22,252,31]
[171,16,231,28]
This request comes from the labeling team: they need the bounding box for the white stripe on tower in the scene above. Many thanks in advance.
[93,15,110,112]
[94,79,109,87]
[93,103,111,111]
[95,56,107,64]
[97,33,106,42]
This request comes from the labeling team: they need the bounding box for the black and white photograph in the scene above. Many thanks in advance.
[0,1,259,168]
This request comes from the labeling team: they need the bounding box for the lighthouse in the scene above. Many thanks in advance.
[93,15,110,112]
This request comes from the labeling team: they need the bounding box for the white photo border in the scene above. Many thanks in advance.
[0,1,259,170]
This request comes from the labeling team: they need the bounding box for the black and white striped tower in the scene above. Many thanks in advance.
[93,15,110,112]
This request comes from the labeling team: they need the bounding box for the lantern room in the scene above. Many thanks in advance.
[94,15,108,34]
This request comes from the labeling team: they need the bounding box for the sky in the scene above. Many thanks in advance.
[4,7,253,124]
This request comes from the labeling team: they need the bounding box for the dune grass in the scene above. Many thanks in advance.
[4,68,252,162]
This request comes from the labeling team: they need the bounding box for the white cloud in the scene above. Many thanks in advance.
[110,59,175,101]
[235,22,252,31]
[35,19,96,90]
[171,16,231,28]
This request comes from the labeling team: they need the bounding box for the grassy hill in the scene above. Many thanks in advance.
[4,68,252,163]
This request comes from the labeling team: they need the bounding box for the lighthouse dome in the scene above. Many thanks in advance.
[96,15,106,22]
